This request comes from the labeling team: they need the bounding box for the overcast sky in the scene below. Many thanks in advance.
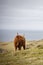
[0,0,43,30]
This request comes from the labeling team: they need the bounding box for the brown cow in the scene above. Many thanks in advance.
[14,34,25,50]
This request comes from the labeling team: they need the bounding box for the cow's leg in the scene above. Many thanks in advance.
[19,46,21,50]
[23,45,25,50]
[18,43,21,50]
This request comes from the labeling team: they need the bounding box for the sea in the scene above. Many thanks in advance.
[0,30,43,42]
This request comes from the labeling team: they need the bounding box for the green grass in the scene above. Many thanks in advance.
[0,40,43,65]
[0,48,43,65]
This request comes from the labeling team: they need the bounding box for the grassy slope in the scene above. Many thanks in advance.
[0,40,43,65]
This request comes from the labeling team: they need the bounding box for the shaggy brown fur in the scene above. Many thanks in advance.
[14,35,25,50]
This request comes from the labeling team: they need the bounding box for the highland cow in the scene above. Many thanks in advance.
[14,34,25,50]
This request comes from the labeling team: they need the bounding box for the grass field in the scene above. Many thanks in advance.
[0,39,43,65]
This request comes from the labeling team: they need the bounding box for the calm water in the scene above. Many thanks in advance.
[0,30,43,42]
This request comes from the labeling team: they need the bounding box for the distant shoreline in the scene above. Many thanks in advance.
[0,30,43,42]
[0,39,43,43]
